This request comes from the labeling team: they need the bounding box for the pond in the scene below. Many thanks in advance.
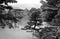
[0,26,37,39]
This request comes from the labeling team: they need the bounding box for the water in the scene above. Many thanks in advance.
[0,26,38,39]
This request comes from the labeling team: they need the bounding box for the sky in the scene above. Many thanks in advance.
[8,0,42,9]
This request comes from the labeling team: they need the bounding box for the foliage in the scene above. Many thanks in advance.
[33,26,60,39]
[29,8,40,16]
[21,0,60,39]
[46,0,59,6]
[30,8,40,12]
[32,0,60,39]
[0,0,18,29]
[0,0,17,5]
[23,10,42,30]
[40,0,60,26]
[0,0,17,10]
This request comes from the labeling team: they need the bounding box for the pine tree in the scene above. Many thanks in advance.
[40,0,60,26]
[24,10,42,31]
[38,0,60,39]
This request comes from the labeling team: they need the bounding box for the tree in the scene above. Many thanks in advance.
[0,0,17,29]
[0,0,17,10]
[40,0,60,26]
[46,0,58,6]
[37,0,60,39]
[0,0,17,5]
[23,10,42,31]
[30,8,38,12]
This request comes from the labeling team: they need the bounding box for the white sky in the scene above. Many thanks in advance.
[8,0,42,9]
